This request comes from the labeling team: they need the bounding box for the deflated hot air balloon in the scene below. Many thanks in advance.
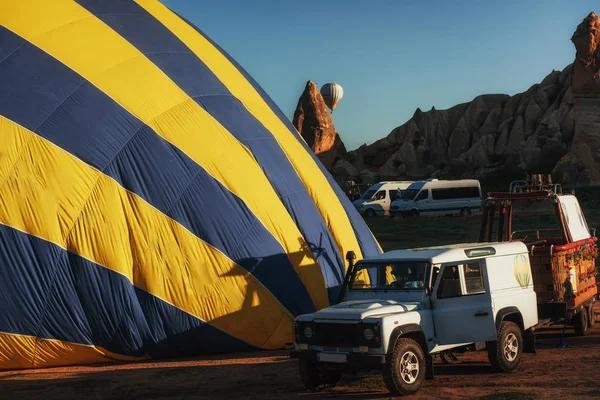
[0,0,381,370]
[320,82,344,111]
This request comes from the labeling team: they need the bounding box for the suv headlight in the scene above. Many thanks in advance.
[303,326,313,339]
[294,321,314,344]
[360,323,381,347]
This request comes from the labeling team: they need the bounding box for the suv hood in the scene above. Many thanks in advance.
[312,299,420,321]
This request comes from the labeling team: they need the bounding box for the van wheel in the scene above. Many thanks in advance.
[574,309,589,336]
[382,338,426,396]
[364,208,376,218]
[460,207,471,217]
[487,321,522,372]
[298,360,341,392]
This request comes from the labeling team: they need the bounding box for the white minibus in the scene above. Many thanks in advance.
[389,179,482,217]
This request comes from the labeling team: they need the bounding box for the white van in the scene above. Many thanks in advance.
[353,181,414,217]
[390,179,482,217]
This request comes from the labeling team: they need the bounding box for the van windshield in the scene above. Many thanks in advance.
[400,189,420,201]
[349,262,428,291]
[360,189,377,200]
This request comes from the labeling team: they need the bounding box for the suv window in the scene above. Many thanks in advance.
[437,265,461,298]
[463,263,485,294]
[436,263,485,299]
[349,262,427,290]
[415,190,428,202]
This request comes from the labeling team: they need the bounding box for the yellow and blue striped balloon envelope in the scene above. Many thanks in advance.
[0,0,381,369]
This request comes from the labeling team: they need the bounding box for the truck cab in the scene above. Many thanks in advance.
[291,242,538,396]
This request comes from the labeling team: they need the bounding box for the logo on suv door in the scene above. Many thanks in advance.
[513,255,530,289]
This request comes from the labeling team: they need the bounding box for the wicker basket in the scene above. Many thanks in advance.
[531,239,598,305]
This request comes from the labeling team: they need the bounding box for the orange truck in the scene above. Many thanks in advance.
[478,180,598,335]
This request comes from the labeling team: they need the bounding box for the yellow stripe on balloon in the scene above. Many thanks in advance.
[0,0,329,310]
[0,331,147,370]
[0,115,292,349]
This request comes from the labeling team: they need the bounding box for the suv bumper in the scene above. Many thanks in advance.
[289,350,386,368]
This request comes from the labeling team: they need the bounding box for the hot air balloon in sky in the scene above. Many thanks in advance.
[320,82,344,111]
[0,0,381,370]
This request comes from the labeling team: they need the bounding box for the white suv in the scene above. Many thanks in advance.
[290,242,539,396]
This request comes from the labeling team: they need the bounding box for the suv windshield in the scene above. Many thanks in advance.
[400,189,420,201]
[349,262,428,290]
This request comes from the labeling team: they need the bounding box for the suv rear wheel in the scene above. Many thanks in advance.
[383,338,426,396]
[487,321,522,372]
[298,359,341,392]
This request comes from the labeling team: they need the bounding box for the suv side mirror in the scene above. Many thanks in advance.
[337,251,357,304]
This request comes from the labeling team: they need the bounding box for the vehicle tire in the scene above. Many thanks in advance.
[382,338,426,396]
[298,359,341,392]
[411,210,420,218]
[574,309,589,336]
[460,207,471,217]
[588,304,596,327]
[364,208,376,218]
[487,321,523,373]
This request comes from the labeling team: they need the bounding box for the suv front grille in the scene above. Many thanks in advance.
[314,323,358,347]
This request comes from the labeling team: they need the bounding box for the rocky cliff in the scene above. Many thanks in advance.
[333,66,574,184]
[293,81,345,170]
[553,12,600,185]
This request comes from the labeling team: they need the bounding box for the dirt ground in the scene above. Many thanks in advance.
[2,310,600,400]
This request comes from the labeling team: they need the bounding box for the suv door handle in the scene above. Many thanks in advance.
[474,311,489,317]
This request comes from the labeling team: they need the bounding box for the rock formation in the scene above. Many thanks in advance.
[333,66,575,184]
[293,81,345,170]
[553,12,600,185]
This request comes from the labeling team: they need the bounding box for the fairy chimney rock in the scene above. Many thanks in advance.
[571,12,600,95]
[293,81,344,170]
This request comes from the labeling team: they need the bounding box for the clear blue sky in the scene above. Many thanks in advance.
[161,0,596,150]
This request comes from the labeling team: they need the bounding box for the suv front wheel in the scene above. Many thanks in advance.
[487,321,523,372]
[383,338,426,396]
